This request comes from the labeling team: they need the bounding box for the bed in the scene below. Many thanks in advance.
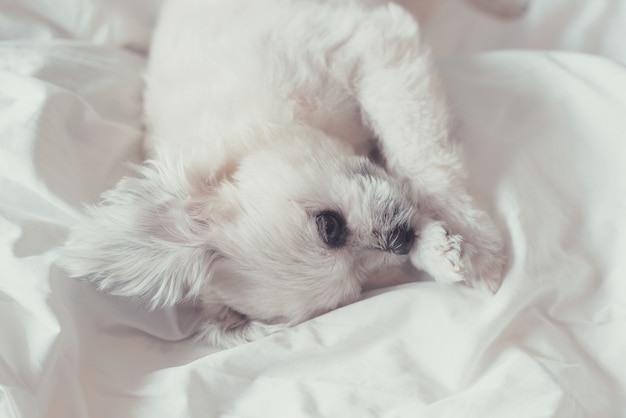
[1,0,625,417]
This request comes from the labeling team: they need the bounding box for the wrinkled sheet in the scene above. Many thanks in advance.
[1,1,625,417]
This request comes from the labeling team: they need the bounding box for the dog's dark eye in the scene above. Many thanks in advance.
[316,211,346,248]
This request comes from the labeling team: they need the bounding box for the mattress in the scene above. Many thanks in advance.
[1,0,625,417]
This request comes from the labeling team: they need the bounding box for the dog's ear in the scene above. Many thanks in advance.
[57,161,229,309]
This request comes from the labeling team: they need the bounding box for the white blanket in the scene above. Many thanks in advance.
[1,1,625,417]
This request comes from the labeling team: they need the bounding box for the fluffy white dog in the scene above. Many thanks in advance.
[60,0,524,347]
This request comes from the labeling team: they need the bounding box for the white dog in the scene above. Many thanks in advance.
[60,0,524,347]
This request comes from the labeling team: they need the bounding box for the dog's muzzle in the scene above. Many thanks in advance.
[383,226,415,255]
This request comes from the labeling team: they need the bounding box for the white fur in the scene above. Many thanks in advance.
[59,0,519,348]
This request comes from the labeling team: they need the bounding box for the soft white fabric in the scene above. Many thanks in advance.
[1,1,625,417]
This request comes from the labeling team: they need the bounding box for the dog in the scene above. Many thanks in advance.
[59,0,524,347]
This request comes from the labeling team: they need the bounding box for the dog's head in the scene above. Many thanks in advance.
[58,128,416,335]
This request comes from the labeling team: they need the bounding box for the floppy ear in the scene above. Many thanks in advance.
[58,160,224,309]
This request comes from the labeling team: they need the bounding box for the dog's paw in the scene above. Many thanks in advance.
[411,221,506,293]
[411,221,467,285]
[195,307,285,348]
[466,0,529,20]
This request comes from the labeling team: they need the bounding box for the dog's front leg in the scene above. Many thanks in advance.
[195,306,285,348]
[330,4,506,291]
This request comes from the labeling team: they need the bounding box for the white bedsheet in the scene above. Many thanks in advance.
[1,1,625,417]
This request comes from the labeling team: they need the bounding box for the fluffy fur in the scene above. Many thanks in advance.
[59,0,524,348]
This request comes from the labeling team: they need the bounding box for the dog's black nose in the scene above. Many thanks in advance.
[385,226,415,255]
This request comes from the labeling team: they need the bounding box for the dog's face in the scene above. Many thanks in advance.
[201,136,416,324]
[59,129,417,330]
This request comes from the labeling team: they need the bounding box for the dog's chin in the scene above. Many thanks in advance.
[205,253,365,324]
[190,262,364,348]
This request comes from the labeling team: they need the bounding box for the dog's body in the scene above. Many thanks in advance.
[60,0,521,347]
